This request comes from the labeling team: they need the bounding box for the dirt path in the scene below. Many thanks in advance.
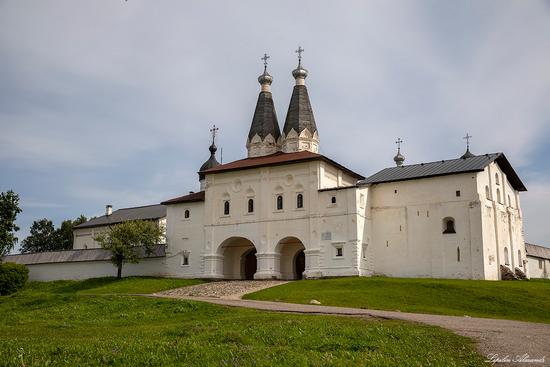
[154,281,550,366]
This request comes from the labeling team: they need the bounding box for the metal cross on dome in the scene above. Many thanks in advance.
[210,124,219,145]
[295,46,304,63]
[395,137,403,151]
[261,53,270,67]
[463,133,472,149]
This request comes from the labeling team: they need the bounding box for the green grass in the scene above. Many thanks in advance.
[245,277,550,324]
[0,277,485,366]
[21,276,204,296]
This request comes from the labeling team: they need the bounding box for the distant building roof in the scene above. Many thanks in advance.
[359,153,527,191]
[74,204,166,229]
[2,245,166,265]
[161,191,205,205]
[201,151,365,180]
[525,243,550,260]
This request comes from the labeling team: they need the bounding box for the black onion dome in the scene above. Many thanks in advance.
[199,143,220,180]
[460,148,475,159]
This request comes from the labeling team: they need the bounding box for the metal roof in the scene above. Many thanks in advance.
[248,91,281,141]
[359,153,527,191]
[283,85,317,136]
[74,204,166,229]
[2,245,166,265]
[161,191,205,205]
[525,243,550,260]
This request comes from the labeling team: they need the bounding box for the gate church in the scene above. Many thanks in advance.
[156,50,528,281]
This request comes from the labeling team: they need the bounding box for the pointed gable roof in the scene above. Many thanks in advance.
[248,91,281,141]
[283,85,317,135]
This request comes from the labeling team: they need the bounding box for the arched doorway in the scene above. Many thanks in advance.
[276,237,306,280]
[294,250,305,280]
[218,237,257,279]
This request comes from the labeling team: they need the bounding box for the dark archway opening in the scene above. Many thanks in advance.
[295,250,305,280]
[243,249,257,280]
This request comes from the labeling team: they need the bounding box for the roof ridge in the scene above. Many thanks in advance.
[394,152,501,169]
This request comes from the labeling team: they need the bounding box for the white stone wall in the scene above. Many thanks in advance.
[526,256,549,279]
[22,258,166,282]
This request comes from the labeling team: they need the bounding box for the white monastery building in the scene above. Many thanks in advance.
[5,51,534,281]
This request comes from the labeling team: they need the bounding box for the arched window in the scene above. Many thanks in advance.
[518,250,522,267]
[495,173,500,185]
[247,198,254,213]
[457,247,461,262]
[296,193,303,209]
[485,186,490,200]
[443,218,456,234]
[184,210,190,219]
[223,201,230,215]
[276,195,283,210]
[496,188,501,203]
[504,247,509,265]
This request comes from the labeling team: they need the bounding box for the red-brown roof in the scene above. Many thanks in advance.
[161,191,205,205]
[201,151,365,179]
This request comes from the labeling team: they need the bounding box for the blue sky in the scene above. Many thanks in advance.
[1,0,549,251]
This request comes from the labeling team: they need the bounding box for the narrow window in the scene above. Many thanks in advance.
[540,259,544,269]
[485,186,490,200]
[223,201,230,215]
[517,250,522,267]
[331,196,336,204]
[455,190,461,197]
[336,247,343,257]
[497,188,501,203]
[247,198,254,213]
[495,173,500,185]
[184,209,190,219]
[394,189,398,194]
[296,193,303,209]
[443,218,456,234]
[508,195,511,207]
[427,210,430,217]
[362,244,367,259]
[504,247,509,265]
[182,254,189,266]
[457,247,461,262]
[276,195,283,210]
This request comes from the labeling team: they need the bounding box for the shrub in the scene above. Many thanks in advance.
[0,262,29,295]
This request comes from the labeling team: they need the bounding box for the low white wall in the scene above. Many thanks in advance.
[24,258,167,282]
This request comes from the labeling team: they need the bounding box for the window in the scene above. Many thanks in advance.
[504,247,509,265]
[336,247,343,257]
[247,198,254,213]
[184,210,190,219]
[457,247,461,262]
[507,195,511,207]
[331,196,336,204]
[394,189,398,194]
[518,250,522,267]
[495,173,500,185]
[223,201,230,215]
[456,190,461,197]
[485,186,491,200]
[276,195,283,210]
[182,253,189,266]
[296,193,303,209]
[362,244,367,259]
[443,218,456,234]
[540,259,544,269]
[496,188,501,203]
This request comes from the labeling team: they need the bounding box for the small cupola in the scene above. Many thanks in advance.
[460,133,475,159]
[199,125,220,190]
[393,138,405,167]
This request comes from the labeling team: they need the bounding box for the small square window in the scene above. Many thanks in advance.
[336,247,343,257]
[456,190,461,197]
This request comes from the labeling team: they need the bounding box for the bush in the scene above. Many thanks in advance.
[0,262,29,295]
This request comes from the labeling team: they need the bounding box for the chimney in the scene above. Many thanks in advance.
[106,204,113,216]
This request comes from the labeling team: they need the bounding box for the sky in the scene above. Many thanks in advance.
[1,0,549,252]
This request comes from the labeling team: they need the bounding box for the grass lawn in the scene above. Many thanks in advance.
[0,277,485,366]
[245,277,550,324]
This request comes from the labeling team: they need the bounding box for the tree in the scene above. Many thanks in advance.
[21,219,57,253]
[0,190,22,258]
[94,220,164,279]
[21,215,87,253]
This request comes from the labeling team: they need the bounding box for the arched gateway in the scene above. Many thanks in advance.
[276,237,306,280]
[218,237,257,280]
